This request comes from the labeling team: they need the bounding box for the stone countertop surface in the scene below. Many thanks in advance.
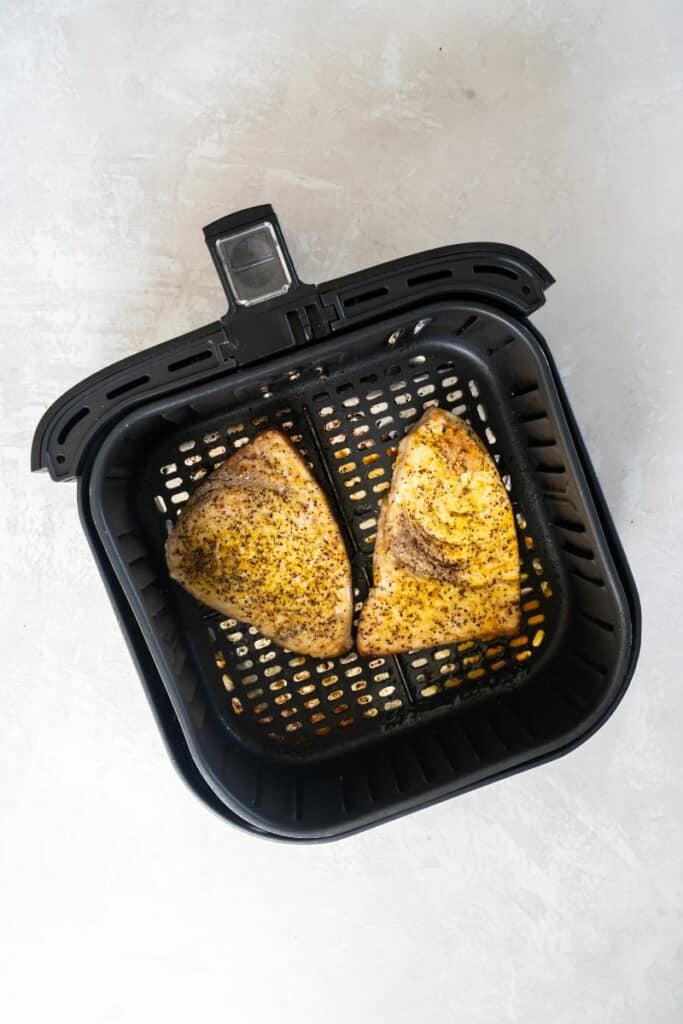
[2,2,681,1022]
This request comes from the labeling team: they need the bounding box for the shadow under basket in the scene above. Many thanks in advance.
[33,205,640,840]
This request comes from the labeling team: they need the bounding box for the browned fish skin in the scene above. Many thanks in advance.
[165,429,353,658]
[357,407,521,656]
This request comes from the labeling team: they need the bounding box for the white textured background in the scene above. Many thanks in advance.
[2,2,681,1022]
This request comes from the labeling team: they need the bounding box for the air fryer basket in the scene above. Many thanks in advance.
[33,206,640,839]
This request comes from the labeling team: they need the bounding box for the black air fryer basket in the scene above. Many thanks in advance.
[33,206,640,840]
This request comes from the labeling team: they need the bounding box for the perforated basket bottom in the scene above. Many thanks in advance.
[146,345,559,753]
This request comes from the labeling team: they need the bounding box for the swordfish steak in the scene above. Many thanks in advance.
[166,429,353,658]
[357,407,521,656]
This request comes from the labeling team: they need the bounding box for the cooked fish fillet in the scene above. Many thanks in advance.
[165,429,353,658]
[357,407,521,656]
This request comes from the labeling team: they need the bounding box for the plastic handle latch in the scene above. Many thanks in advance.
[204,206,300,312]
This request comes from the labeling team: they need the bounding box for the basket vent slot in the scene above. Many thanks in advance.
[344,286,389,309]
[577,609,615,633]
[106,375,150,400]
[457,314,479,335]
[57,406,89,445]
[473,263,518,280]
[168,349,213,373]
[407,268,452,287]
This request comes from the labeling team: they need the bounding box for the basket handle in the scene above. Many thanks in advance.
[204,205,302,313]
